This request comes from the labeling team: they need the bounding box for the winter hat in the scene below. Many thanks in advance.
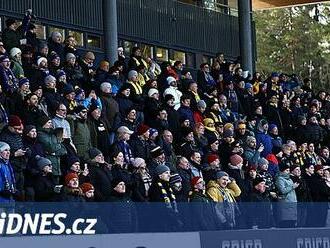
[37,57,47,67]
[38,42,48,50]
[56,70,66,79]
[49,53,60,61]
[207,154,219,164]
[266,154,279,165]
[119,83,131,92]
[149,128,158,137]
[80,183,94,194]
[155,164,170,176]
[67,155,80,166]
[117,126,134,135]
[88,99,100,113]
[245,83,253,89]
[74,105,87,114]
[9,47,21,58]
[230,154,243,166]
[100,82,112,93]
[290,163,300,172]
[127,70,138,79]
[197,100,207,109]
[150,146,165,158]
[208,134,218,145]
[269,124,277,132]
[148,88,159,98]
[65,173,78,186]
[164,94,175,102]
[132,157,145,168]
[8,115,22,127]
[279,161,290,172]
[37,114,51,128]
[169,173,182,186]
[253,177,265,187]
[137,124,150,136]
[111,178,125,189]
[258,158,269,167]
[66,53,76,61]
[36,155,52,171]
[0,142,10,152]
[24,125,36,135]
[0,55,10,63]
[314,164,324,172]
[166,76,176,85]
[223,129,234,138]
[181,127,194,138]
[215,171,229,179]
[247,164,257,172]
[62,84,74,95]
[89,147,103,159]
[18,77,29,87]
[44,75,56,85]
[191,176,203,188]
[271,72,279,78]
[204,118,215,127]
[246,136,256,146]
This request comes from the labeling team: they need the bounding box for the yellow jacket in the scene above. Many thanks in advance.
[206,180,241,203]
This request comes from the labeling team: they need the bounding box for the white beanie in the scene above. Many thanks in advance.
[37,57,47,67]
[166,76,176,85]
[10,47,21,58]
[66,53,76,61]
[0,142,10,153]
[132,157,145,168]
[148,88,159,98]
[127,70,138,80]
[100,82,112,92]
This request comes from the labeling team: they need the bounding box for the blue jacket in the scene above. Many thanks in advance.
[0,158,16,202]
[255,131,273,157]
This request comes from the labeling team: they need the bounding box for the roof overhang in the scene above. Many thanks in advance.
[252,0,330,10]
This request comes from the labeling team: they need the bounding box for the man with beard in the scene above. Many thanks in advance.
[20,93,43,126]
[0,55,18,94]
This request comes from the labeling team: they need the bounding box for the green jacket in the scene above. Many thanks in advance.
[11,59,24,78]
[37,128,67,176]
[69,118,92,161]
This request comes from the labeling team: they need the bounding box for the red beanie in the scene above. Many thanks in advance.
[247,164,257,172]
[266,154,279,165]
[191,176,202,188]
[8,115,23,127]
[137,124,150,136]
[230,154,243,166]
[207,154,219,164]
[80,183,94,193]
[65,173,79,186]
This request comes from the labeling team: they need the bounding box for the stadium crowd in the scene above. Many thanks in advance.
[0,10,329,231]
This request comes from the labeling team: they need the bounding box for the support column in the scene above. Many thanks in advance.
[103,0,118,64]
[238,0,253,74]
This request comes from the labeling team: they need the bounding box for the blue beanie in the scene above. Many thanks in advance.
[155,164,170,176]
[269,124,277,131]
[245,83,253,89]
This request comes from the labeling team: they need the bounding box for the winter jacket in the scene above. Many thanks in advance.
[69,117,92,160]
[206,180,241,203]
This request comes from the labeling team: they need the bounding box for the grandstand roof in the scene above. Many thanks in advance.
[253,0,330,10]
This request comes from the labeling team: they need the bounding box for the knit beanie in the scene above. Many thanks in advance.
[253,177,265,187]
[24,125,36,135]
[128,70,138,79]
[258,158,269,167]
[137,124,150,136]
[155,164,170,176]
[80,183,94,194]
[166,76,176,85]
[65,173,79,186]
[169,173,182,186]
[230,154,243,166]
[197,100,207,109]
[8,115,22,127]
[207,154,219,164]
[10,47,21,58]
[89,147,102,159]
[191,176,203,188]
[36,155,52,171]
[0,142,10,152]
[215,171,229,179]
[132,157,145,168]
[148,88,159,98]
